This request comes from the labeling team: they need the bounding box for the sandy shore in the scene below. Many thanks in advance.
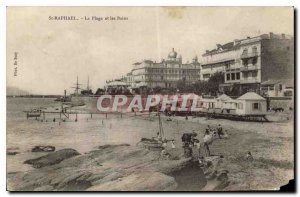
[7,100,294,191]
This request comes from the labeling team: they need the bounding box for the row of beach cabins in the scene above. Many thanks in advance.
[159,92,268,121]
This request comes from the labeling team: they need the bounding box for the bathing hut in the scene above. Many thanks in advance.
[216,94,233,109]
[235,92,267,115]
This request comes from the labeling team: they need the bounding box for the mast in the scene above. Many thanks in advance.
[71,76,82,95]
[87,76,90,91]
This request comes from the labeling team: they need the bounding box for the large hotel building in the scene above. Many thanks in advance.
[200,32,294,95]
[123,48,201,89]
[106,32,293,96]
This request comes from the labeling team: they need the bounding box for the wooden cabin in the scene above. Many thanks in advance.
[235,92,267,115]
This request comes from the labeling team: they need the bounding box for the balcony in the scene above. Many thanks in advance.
[240,52,258,59]
[240,78,260,84]
[240,65,259,72]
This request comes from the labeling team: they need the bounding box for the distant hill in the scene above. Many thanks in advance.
[7,86,30,96]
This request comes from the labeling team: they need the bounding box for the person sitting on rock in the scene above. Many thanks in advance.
[162,139,167,149]
[221,130,229,139]
[160,148,170,159]
[246,151,253,161]
[171,140,176,149]
[154,132,162,142]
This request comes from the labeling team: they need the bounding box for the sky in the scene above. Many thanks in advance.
[6,7,294,95]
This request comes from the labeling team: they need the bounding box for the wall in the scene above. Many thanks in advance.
[261,38,294,82]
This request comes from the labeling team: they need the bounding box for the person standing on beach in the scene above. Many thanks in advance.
[217,124,223,138]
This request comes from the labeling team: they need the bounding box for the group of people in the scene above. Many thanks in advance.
[181,124,229,158]
[154,124,229,159]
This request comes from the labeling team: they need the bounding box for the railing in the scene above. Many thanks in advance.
[240,52,258,59]
[240,65,259,71]
[240,78,260,84]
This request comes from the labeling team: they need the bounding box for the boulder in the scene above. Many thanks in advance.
[87,172,177,191]
[32,146,55,152]
[24,148,80,168]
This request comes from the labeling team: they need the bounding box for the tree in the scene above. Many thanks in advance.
[207,72,224,96]
[176,79,186,92]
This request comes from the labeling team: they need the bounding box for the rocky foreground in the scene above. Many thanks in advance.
[7,144,229,191]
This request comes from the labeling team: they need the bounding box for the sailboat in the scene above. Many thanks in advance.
[137,112,166,150]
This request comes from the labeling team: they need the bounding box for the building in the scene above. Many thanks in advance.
[124,48,201,90]
[235,92,267,116]
[260,79,294,97]
[200,32,294,95]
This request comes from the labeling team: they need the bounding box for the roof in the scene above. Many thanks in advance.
[261,79,281,86]
[217,94,232,101]
[203,42,236,56]
[106,81,128,86]
[261,79,294,87]
[237,92,265,101]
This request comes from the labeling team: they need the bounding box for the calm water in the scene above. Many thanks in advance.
[6,97,161,172]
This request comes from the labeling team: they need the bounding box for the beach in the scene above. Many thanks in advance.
[6,97,294,191]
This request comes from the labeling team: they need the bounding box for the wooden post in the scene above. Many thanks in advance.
[106,113,107,119]
[91,113,93,119]
[75,113,78,122]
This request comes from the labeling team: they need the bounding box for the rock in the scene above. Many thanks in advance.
[97,144,130,150]
[87,172,177,191]
[24,148,80,168]
[91,171,124,185]
[34,185,54,191]
[7,151,19,155]
[7,147,20,155]
[32,146,55,152]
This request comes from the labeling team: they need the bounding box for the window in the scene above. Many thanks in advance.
[236,72,240,80]
[243,48,248,54]
[252,57,258,65]
[226,73,230,81]
[237,103,243,109]
[252,46,257,54]
[252,71,257,77]
[231,73,235,80]
[253,103,260,110]
[279,84,283,91]
[243,59,249,66]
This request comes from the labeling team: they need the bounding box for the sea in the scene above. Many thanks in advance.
[6,97,159,173]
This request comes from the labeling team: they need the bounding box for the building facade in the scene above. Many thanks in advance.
[200,32,294,95]
[124,48,201,89]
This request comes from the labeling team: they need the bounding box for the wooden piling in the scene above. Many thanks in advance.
[91,113,93,119]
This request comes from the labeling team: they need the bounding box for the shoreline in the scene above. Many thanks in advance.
[7,99,294,191]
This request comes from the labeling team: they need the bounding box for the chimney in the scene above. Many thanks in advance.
[282,33,286,39]
[270,32,274,39]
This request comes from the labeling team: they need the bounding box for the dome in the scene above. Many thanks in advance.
[168,48,177,58]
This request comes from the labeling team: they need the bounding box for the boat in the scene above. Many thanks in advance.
[137,112,165,150]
